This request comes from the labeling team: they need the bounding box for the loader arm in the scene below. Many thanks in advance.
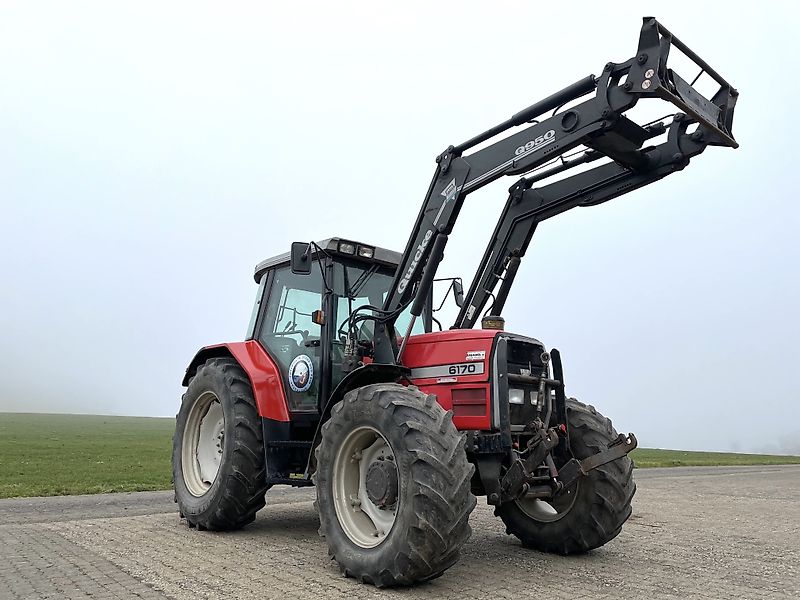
[372,17,738,363]
[453,111,719,328]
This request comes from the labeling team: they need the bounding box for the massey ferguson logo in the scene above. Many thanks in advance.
[397,229,433,294]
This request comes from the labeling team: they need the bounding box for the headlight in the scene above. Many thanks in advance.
[508,388,524,405]
[338,241,356,254]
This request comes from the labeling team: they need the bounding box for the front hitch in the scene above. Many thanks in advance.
[555,433,638,491]
[498,424,638,504]
[499,420,561,503]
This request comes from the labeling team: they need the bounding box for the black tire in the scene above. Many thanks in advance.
[313,383,477,587]
[172,357,268,530]
[495,398,635,554]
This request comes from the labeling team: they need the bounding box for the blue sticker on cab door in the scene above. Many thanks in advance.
[288,355,314,393]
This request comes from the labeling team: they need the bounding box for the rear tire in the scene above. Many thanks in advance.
[495,398,635,554]
[313,383,476,587]
[172,357,268,530]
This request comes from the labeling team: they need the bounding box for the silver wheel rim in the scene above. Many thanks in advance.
[332,426,398,548]
[181,391,225,497]
[515,480,579,522]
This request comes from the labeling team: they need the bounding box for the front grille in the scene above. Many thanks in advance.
[507,339,546,375]
[505,339,548,429]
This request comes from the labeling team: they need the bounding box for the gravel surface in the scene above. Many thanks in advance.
[1,465,798,599]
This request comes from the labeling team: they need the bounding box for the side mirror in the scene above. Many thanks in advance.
[452,279,465,308]
[290,242,312,275]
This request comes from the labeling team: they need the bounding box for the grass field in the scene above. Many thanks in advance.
[0,413,173,499]
[1,413,798,499]
[631,448,800,468]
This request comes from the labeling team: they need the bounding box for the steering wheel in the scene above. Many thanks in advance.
[272,320,309,344]
[337,314,374,345]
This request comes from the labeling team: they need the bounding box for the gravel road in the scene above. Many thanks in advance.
[1,465,798,599]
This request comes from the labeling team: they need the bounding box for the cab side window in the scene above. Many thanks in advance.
[259,266,323,412]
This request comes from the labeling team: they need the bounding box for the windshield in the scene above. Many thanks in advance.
[333,261,427,343]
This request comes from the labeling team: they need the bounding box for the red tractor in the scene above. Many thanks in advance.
[173,18,738,586]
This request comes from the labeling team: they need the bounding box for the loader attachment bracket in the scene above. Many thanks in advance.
[629,17,738,148]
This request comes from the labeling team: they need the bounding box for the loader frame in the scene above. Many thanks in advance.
[354,17,738,364]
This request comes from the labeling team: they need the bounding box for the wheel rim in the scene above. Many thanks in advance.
[515,480,579,523]
[332,426,398,548]
[181,391,225,497]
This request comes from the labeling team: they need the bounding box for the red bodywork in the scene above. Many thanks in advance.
[403,329,499,431]
[183,341,291,422]
[185,329,501,431]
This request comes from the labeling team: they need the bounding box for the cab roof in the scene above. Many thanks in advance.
[254,237,402,283]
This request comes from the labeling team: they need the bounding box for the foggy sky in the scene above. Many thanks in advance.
[2,2,798,454]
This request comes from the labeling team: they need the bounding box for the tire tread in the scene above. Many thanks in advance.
[314,383,476,587]
[173,358,268,531]
[495,398,635,554]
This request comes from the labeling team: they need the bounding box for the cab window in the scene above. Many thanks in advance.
[331,262,427,390]
[333,262,426,342]
[259,266,323,412]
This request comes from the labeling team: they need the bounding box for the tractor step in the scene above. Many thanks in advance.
[266,476,314,487]
[266,440,314,449]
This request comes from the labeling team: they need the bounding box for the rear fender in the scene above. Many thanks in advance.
[183,341,290,422]
[305,363,410,475]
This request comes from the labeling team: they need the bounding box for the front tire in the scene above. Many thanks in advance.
[314,383,476,587]
[172,358,268,530]
[495,398,635,554]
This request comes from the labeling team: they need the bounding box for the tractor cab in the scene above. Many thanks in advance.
[247,238,430,415]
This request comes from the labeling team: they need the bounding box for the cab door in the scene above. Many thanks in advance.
[257,265,324,413]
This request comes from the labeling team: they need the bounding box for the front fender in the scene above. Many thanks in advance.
[183,341,290,422]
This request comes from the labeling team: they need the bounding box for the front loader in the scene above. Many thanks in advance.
[173,18,738,586]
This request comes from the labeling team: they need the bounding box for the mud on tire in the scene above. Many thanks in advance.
[495,398,635,554]
[172,357,268,530]
[313,383,477,587]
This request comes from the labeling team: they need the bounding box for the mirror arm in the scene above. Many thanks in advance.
[432,277,466,312]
